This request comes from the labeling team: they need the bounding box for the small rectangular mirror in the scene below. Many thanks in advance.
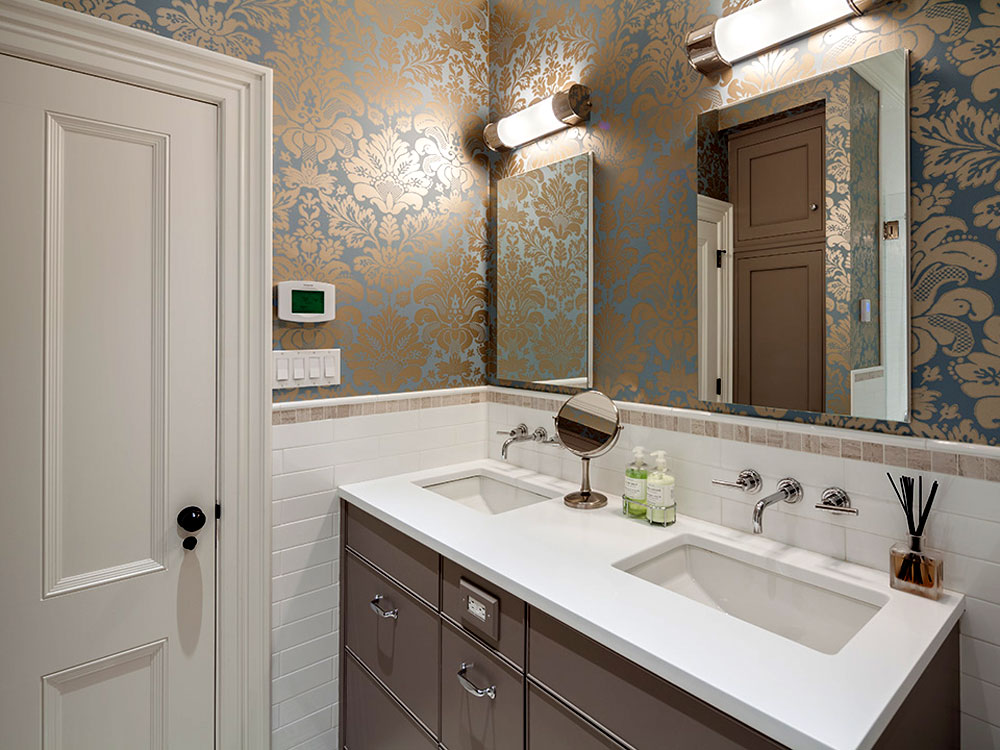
[697,49,909,422]
[496,152,593,388]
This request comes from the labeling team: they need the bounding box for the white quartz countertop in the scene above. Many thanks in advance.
[339,459,965,750]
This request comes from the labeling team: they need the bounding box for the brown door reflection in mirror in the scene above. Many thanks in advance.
[729,110,826,412]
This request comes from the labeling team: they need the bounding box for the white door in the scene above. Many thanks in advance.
[0,54,218,749]
[697,195,734,403]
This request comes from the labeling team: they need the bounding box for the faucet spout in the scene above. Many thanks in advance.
[497,424,530,461]
[751,478,803,534]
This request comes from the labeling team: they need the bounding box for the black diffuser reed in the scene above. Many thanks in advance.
[886,473,943,598]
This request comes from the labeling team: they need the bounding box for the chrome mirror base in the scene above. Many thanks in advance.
[564,490,608,510]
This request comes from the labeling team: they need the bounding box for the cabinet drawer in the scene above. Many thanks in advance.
[345,503,440,606]
[527,684,626,750]
[527,608,785,750]
[344,550,440,734]
[344,653,437,750]
[442,558,525,667]
[441,620,524,750]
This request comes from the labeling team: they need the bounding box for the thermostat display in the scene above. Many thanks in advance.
[277,281,335,323]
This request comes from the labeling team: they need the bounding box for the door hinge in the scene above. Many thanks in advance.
[716,378,722,396]
[716,249,726,269]
[215,503,221,519]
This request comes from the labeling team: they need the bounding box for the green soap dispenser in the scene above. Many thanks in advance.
[623,446,648,518]
[646,450,676,526]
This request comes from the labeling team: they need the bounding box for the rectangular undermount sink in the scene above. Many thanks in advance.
[421,474,551,515]
[617,541,883,654]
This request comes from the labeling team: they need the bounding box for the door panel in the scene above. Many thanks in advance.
[0,54,218,748]
[42,640,166,750]
[729,111,825,248]
[44,113,170,596]
[735,248,825,412]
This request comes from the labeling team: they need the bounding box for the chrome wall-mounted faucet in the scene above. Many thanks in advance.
[752,478,803,534]
[497,424,560,460]
[712,469,762,494]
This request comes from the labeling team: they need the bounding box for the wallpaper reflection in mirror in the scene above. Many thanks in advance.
[696,50,908,423]
[496,152,593,387]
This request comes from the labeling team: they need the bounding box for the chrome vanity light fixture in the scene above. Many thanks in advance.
[685,0,890,75]
[483,83,592,151]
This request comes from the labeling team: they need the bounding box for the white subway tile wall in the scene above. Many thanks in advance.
[269,392,488,749]
[271,386,1000,749]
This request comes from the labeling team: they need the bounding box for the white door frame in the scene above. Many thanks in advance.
[0,1,273,747]
[697,194,734,404]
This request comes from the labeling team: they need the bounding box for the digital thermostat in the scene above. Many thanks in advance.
[277,281,335,323]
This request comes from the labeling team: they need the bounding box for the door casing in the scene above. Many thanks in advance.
[0,1,273,747]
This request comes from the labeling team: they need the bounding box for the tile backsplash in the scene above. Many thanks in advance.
[272,386,1000,748]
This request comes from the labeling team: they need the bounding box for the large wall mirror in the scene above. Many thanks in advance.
[697,49,910,422]
[496,152,594,388]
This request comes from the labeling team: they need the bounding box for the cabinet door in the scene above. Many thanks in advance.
[344,550,441,734]
[442,559,526,667]
[729,110,825,248]
[734,247,825,412]
[345,504,440,606]
[527,684,625,750]
[528,608,785,750]
[344,653,437,750]
[441,621,524,750]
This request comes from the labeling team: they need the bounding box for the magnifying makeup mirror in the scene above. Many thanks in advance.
[554,390,622,509]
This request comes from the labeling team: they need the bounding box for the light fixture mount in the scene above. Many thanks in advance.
[484,83,593,152]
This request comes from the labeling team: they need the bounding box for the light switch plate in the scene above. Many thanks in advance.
[272,349,340,389]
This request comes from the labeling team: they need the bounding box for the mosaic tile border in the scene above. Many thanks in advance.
[273,388,1000,482]
[272,390,485,425]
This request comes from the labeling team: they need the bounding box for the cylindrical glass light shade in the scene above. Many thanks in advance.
[484,84,592,151]
[713,0,856,65]
[495,97,565,150]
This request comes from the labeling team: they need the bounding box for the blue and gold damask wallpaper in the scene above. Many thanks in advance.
[490,0,1000,445]
[48,0,491,401]
[50,0,1000,445]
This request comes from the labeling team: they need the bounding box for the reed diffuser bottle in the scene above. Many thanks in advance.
[887,474,943,600]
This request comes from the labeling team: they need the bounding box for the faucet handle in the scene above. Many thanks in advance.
[497,424,528,437]
[712,469,762,494]
[815,487,857,515]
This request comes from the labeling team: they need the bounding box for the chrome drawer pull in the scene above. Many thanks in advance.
[457,662,495,700]
[369,594,398,619]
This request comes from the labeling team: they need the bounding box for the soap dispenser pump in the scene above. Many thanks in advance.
[624,446,648,518]
[646,450,676,526]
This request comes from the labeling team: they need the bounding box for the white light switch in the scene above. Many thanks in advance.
[272,349,342,389]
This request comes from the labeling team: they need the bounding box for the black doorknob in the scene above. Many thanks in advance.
[177,506,207,533]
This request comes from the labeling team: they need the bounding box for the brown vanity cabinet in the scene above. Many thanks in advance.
[339,502,958,750]
[344,503,440,606]
[442,558,526,667]
[440,620,525,750]
[343,653,436,750]
[343,550,441,734]
[527,684,627,750]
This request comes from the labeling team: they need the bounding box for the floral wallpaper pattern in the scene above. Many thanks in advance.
[490,0,1000,446]
[496,153,591,383]
[48,0,491,401]
[50,0,1000,446]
